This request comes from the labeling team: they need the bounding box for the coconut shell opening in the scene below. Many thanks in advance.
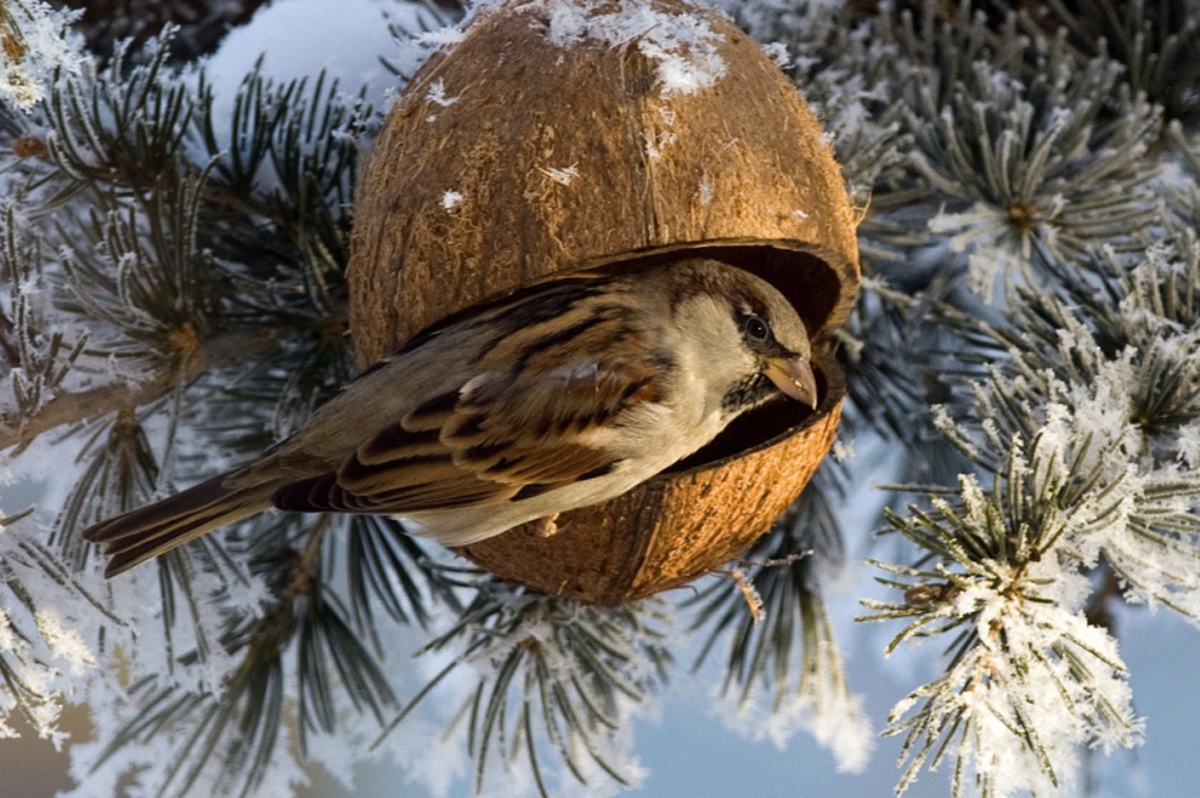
[537,236,852,476]
[575,238,852,340]
[666,356,836,476]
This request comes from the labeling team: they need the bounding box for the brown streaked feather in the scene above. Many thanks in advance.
[338,453,464,494]
[82,472,281,576]
[273,347,664,514]
[274,471,518,513]
[356,426,447,465]
[370,481,519,511]
[462,441,620,485]
[400,391,460,432]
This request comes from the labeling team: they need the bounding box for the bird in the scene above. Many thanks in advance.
[83,258,819,577]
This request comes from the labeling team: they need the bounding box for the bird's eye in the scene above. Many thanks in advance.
[744,314,770,343]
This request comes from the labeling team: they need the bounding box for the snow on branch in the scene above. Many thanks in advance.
[865,191,1200,795]
[863,433,1145,796]
[0,0,83,113]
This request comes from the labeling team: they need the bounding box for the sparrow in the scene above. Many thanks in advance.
[83,258,819,577]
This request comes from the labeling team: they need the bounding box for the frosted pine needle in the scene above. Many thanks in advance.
[863,434,1145,796]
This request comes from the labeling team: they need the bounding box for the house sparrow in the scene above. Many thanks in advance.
[83,258,818,576]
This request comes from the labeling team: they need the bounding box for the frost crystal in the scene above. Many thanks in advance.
[425,78,459,107]
[34,610,95,676]
[375,2,465,87]
[539,164,579,185]
[927,203,1029,301]
[0,518,102,751]
[868,204,1200,787]
[865,414,1158,794]
[889,602,1141,797]
[0,0,84,112]
[535,0,726,95]
[760,41,792,69]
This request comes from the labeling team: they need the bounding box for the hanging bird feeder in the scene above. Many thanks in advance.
[347,0,860,605]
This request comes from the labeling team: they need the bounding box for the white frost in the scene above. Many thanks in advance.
[713,676,875,774]
[425,77,459,107]
[535,0,727,95]
[883,514,1144,797]
[539,164,579,185]
[644,129,677,160]
[761,41,792,69]
[34,610,95,676]
[927,202,1028,302]
[0,0,84,112]
[831,437,855,463]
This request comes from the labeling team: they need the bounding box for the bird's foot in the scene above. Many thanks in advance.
[531,513,561,538]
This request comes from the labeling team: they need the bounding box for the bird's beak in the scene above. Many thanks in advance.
[765,356,819,409]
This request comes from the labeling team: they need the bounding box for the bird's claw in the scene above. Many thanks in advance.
[531,514,561,538]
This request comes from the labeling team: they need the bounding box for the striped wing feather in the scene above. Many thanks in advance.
[272,355,660,513]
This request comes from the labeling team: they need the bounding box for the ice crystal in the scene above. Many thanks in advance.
[537,0,726,95]
[0,0,83,112]
[865,434,1146,796]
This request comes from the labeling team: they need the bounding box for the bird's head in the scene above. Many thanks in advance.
[663,259,818,416]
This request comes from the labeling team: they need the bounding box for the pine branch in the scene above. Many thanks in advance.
[87,514,403,798]
[861,437,1145,796]
[684,464,875,771]
[688,463,846,704]
[0,323,283,452]
[1031,0,1200,125]
[377,586,672,797]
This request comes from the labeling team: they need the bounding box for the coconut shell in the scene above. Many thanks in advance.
[346,0,860,604]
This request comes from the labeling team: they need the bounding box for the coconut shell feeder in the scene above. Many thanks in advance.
[346,0,860,605]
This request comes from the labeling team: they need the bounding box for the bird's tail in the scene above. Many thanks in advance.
[82,473,277,577]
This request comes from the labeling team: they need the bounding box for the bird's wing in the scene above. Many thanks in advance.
[271,352,663,514]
